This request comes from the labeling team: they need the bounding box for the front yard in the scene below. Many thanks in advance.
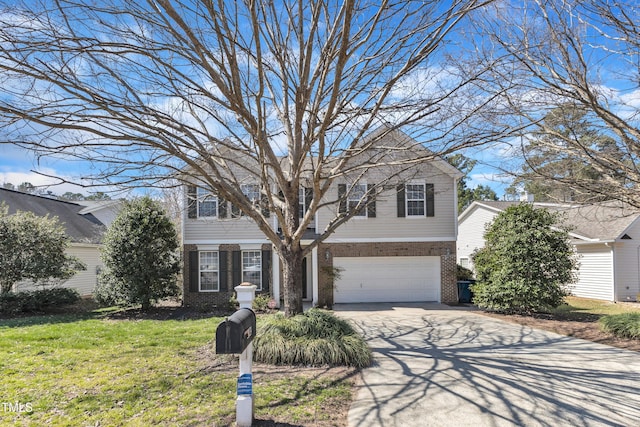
[0,309,357,426]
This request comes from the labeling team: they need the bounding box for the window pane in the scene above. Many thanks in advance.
[199,251,219,291]
[406,184,425,216]
[200,252,219,271]
[242,251,261,288]
[197,187,217,217]
[299,187,305,218]
[242,184,260,203]
[200,272,218,291]
[348,184,367,216]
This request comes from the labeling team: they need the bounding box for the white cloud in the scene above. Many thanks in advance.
[0,168,91,196]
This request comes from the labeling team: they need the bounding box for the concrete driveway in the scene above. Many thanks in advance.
[335,303,640,427]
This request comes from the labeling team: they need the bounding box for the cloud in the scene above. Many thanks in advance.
[0,168,90,195]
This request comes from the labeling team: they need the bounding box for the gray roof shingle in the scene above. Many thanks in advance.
[0,188,106,243]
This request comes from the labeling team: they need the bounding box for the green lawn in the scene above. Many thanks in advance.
[0,311,355,426]
[555,296,640,317]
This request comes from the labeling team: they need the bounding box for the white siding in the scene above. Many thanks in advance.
[457,206,499,269]
[613,240,640,302]
[15,244,102,296]
[573,244,614,301]
[319,171,457,241]
[183,216,267,243]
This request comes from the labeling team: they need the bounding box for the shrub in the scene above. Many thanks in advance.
[457,264,474,281]
[471,203,577,314]
[599,313,640,339]
[0,203,85,294]
[253,308,372,368]
[252,294,273,312]
[96,197,180,310]
[0,288,80,314]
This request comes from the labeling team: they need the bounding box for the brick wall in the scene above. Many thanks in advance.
[182,243,273,309]
[316,241,458,306]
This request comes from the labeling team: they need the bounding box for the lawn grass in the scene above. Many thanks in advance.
[0,310,356,426]
[552,296,640,317]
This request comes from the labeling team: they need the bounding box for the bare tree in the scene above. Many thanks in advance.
[468,0,640,206]
[0,0,500,315]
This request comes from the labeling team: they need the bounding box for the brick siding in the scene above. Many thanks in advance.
[182,243,273,309]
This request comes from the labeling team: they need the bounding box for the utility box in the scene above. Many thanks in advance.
[216,308,256,354]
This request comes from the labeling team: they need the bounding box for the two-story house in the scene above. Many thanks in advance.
[181,128,463,308]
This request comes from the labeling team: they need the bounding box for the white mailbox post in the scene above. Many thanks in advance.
[235,283,256,427]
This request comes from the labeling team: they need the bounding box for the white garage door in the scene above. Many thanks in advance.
[333,256,441,303]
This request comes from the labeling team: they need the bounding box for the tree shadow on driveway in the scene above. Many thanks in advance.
[337,305,640,427]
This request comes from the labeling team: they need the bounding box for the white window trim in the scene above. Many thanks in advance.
[348,183,368,218]
[405,182,426,218]
[242,250,262,291]
[199,251,219,292]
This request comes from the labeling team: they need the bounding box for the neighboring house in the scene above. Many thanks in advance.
[458,200,640,302]
[182,128,463,308]
[0,188,121,296]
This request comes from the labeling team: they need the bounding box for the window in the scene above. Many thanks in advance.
[406,184,425,216]
[242,184,260,205]
[197,187,217,218]
[199,251,219,291]
[460,257,470,269]
[397,183,434,217]
[348,184,367,217]
[299,187,306,218]
[242,251,262,289]
[232,184,261,218]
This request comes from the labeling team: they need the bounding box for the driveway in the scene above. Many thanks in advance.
[335,303,640,427]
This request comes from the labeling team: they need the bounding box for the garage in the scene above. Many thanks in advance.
[333,256,441,303]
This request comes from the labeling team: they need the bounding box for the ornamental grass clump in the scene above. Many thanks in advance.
[253,308,371,368]
[599,313,640,339]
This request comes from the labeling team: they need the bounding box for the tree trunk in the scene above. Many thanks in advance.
[277,182,305,317]
[280,242,304,317]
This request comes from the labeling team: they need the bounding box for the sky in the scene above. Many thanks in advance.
[2,0,631,202]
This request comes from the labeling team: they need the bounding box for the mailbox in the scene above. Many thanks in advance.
[216,308,256,354]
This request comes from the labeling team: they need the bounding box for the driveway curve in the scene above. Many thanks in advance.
[335,303,640,427]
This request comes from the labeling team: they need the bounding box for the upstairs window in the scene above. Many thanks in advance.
[406,184,425,217]
[338,183,376,218]
[197,187,218,218]
[232,184,265,218]
[348,184,367,217]
[397,183,434,217]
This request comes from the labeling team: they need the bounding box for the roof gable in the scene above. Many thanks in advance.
[459,199,640,242]
[0,188,106,243]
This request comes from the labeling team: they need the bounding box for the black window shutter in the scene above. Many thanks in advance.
[426,184,435,217]
[219,251,228,291]
[187,186,197,219]
[189,251,199,292]
[232,251,242,286]
[338,184,347,214]
[397,184,406,217]
[218,196,227,218]
[367,184,376,218]
[304,188,313,214]
[261,250,271,292]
